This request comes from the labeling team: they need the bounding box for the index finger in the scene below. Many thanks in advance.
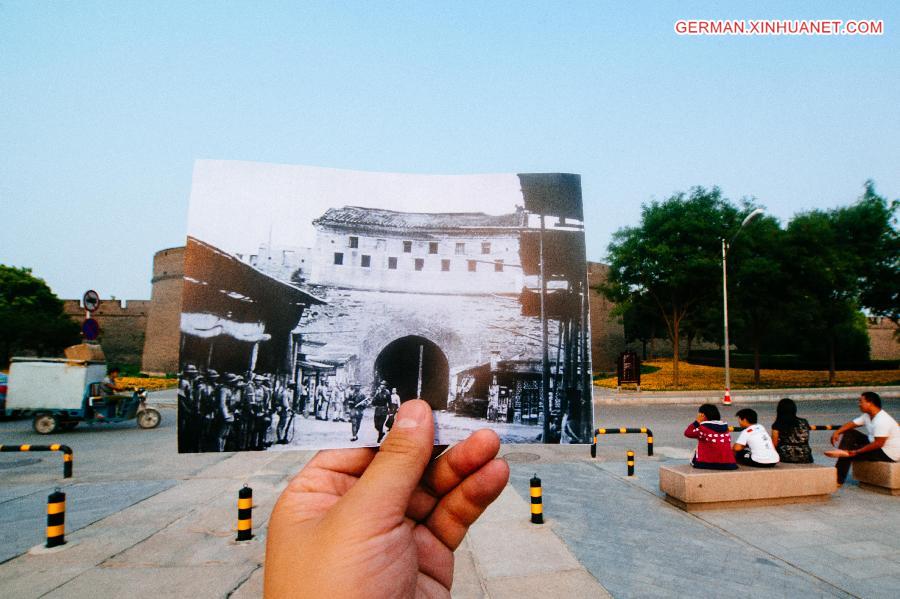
[407,429,501,521]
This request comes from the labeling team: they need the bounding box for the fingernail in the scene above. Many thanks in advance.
[395,400,428,429]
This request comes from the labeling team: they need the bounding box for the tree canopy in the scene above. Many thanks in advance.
[601,187,742,385]
[602,181,898,388]
[0,265,80,366]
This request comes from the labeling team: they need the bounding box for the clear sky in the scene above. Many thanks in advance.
[2,1,898,300]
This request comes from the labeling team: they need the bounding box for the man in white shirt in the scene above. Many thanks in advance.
[825,391,900,485]
[732,408,780,467]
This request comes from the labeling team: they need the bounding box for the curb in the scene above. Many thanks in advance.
[594,385,900,405]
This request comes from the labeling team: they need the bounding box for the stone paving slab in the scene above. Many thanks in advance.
[508,462,861,598]
[0,479,176,564]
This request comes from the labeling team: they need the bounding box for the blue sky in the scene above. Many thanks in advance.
[1,1,898,300]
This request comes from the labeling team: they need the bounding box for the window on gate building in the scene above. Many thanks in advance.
[441,259,450,271]
[415,258,424,271]
[455,242,466,255]
[429,242,439,254]
[349,236,359,249]
[494,260,504,272]
[388,257,398,270]
[361,255,371,268]
[467,260,477,272]
[334,252,344,265]
[403,241,413,253]
[481,242,491,254]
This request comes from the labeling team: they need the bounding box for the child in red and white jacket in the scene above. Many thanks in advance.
[684,403,738,470]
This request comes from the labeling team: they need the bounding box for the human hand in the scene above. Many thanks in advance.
[830,431,840,447]
[264,399,510,598]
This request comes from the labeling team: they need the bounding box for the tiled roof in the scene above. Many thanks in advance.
[313,206,526,230]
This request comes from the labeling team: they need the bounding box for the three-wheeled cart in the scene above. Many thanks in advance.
[5,358,161,434]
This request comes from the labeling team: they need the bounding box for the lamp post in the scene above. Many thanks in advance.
[722,208,764,405]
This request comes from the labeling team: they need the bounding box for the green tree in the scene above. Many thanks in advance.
[0,265,80,366]
[602,187,740,386]
[615,292,664,360]
[784,182,898,382]
[727,213,791,384]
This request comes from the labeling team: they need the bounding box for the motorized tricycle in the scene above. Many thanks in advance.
[30,383,161,434]
[5,357,162,434]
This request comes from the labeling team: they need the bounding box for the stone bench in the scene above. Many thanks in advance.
[852,461,900,495]
[659,463,837,511]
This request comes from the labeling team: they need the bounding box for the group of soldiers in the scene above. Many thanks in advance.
[178,366,404,451]
[298,379,401,443]
[177,365,295,452]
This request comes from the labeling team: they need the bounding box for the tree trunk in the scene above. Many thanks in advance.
[828,329,836,385]
[671,317,681,388]
[752,326,761,386]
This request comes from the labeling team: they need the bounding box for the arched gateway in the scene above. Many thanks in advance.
[374,335,449,410]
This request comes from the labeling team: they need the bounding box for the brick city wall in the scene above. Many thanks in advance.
[63,299,149,367]
[868,317,900,361]
[141,246,185,375]
[299,286,546,387]
[587,262,625,371]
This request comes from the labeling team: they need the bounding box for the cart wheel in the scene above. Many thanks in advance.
[137,408,161,429]
[33,414,59,435]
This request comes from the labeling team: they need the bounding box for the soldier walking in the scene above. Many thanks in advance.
[344,383,368,442]
[372,380,392,443]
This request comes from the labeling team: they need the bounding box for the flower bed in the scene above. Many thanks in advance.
[594,359,900,391]
[118,376,177,392]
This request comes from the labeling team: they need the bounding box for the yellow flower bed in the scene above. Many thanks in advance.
[118,377,178,392]
[594,359,900,391]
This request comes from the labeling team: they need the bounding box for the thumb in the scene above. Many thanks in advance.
[341,399,435,521]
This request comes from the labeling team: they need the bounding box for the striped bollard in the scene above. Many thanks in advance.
[46,489,66,548]
[53,444,74,478]
[626,450,635,476]
[530,474,543,524]
[646,430,654,457]
[237,486,253,541]
[590,434,597,458]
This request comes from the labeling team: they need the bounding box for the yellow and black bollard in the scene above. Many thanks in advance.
[46,489,66,548]
[530,474,543,524]
[237,485,253,541]
[590,434,597,458]
[626,450,635,476]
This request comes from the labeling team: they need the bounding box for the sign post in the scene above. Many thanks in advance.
[81,290,101,342]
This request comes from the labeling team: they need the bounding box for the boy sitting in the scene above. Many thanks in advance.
[733,408,780,468]
[684,404,737,470]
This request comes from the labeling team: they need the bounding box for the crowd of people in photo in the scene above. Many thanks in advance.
[178,366,404,452]
[684,392,899,482]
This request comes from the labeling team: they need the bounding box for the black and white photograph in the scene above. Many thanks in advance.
[177,161,594,452]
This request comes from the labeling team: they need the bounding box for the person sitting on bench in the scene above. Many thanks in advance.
[732,408,779,468]
[684,404,737,470]
[825,391,900,486]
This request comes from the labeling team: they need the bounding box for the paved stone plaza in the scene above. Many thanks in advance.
[0,389,897,597]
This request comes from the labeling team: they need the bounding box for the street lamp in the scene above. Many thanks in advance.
[722,208,764,405]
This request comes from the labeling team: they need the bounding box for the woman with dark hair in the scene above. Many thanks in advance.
[771,398,813,463]
[684,403,737,470]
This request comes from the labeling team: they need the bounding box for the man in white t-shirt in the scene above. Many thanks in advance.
[732,408,780,467]
[825,391,900,485]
